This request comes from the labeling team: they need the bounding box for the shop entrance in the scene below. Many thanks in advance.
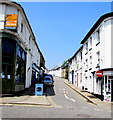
[103,76,113,102]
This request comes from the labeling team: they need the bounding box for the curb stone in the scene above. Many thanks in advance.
[64,81,98,105]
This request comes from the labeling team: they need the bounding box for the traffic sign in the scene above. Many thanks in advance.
[96,71,102,77]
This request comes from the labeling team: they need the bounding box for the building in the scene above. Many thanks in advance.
[68,12,113,102]
[49,66,62,77]
[0,1,45,94]
[68,46,83,87]
[61,61,69,79]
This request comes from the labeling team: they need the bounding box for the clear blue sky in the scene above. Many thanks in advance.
[19,2,111,69]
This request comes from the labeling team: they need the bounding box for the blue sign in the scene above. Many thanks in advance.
[35,84,43,96]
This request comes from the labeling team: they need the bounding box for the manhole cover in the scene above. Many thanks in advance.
[77,114,91,118]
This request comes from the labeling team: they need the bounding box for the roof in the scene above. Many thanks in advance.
[81,12,113,44]
[69,45,83,62]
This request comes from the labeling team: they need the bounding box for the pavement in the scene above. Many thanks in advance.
[64,79,112,110]
[0,86,51,106]
[0,80,112,109]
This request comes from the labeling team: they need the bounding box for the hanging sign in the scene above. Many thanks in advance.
[96,71,103,77]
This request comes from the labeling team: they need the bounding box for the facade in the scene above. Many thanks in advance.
[68,46,83,87]
[68,12,113,102]
[49,66,62,77]
[0,1,45,93]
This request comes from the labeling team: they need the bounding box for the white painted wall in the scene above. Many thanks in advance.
[68,15,113,95]
[0,2,42,88]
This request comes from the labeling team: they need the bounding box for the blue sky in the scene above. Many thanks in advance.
[19,2,111,69]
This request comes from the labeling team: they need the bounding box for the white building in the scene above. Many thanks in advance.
[0,1,45,94]
[68,12,113,102]
[49,67,62,77]
[68,46,83,87]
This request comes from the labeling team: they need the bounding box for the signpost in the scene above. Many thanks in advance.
[96,71,102,77]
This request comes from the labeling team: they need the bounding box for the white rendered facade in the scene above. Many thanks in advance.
[0,1,44,93]
[68,13,113,102]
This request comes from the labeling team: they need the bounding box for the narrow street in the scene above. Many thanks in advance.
[1,77,111,118]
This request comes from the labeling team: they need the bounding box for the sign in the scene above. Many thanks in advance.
[96,71,102,77]
[5,14,18,29]
[35,84,43,96]
[103,71,113,76]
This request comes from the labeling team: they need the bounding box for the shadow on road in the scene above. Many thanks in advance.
[2,84,55,97]
[44,86,55,96]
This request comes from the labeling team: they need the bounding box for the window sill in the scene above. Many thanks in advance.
[96,65,100,68]
[89,68,92,71]
[96,42,100,46]
[89,48,92,51]
[85,52,88,55]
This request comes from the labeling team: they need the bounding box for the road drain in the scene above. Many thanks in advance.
[77,114,91,118]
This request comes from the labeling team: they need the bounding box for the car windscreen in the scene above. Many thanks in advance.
[44,78,52,82]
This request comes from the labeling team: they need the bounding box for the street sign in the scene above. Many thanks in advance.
[96,71,102,77]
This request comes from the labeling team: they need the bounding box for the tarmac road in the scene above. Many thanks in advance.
[1,77,112,119]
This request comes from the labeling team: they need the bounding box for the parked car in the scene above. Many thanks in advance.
[44,73,54,82]
[43,76,54,86]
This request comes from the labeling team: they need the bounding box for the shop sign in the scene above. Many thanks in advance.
[5,14,18,29]
[103,71,113,76]
[96,71,102,77]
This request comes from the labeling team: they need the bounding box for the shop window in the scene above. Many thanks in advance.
[2,39,14,55]
[15,46,26,84]
[17,46,21,57]
[15,58,26,84]
[22,51,26,60]
[109,76,113,79]
[108,80,111,92]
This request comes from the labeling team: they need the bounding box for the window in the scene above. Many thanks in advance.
[85,42,88,53]
[17,46,21,57]
[97,51,100,64]
[80,52,82,60]
[90,36,92,47]
[80,73,82,83]
[86,59,88,70]
[89,56,92,68]
[97,29,100,43]
[21,23,23,33]
[29,36,31,46]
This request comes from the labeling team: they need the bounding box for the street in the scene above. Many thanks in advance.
[1,77,111,118]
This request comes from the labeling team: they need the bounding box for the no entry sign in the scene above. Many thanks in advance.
[96,71,102,77]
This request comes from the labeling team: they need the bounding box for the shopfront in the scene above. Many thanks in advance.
[31,63,40,85]
[2,33,26,93]
[102,70,113,102]
[2,33,17,93]
[15,45,26,92]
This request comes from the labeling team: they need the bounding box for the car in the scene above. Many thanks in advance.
[44,73,54,82]
[43,76,54,86]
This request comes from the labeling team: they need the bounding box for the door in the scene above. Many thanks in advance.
[72,71,74,84]
[2,64,14,93]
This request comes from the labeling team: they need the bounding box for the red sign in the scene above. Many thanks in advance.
[96,71,102,77]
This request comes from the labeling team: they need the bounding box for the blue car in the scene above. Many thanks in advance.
[43,76,54,86]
